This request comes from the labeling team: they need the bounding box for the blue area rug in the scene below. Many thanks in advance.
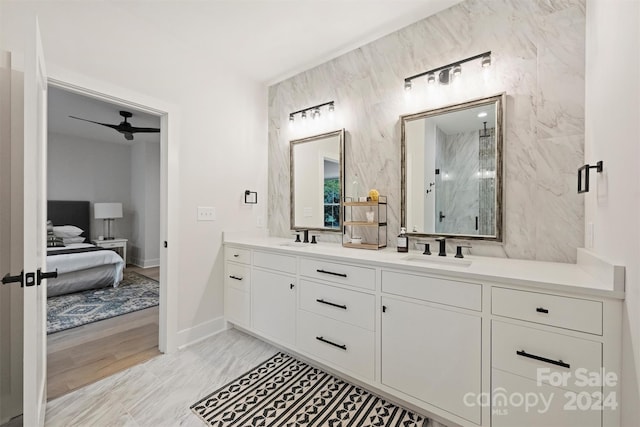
[47,270,159,334]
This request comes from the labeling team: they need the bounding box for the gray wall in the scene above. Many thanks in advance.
[47,132,160,265]
[268,0,585,263]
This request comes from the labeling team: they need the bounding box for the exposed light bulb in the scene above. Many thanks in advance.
[328,103,335,113]
[312,107,320,119]
[452,64,462,76]
[477,112,487,118]
[481,54,492,68]
[301,111,307,120]
[404,80,412,91]
[427,73,436,84]
[289,114,295,123]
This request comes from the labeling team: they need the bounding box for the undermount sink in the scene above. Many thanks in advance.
[402,254,472,268]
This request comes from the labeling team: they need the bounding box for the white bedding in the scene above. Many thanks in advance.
[46,243,125,297]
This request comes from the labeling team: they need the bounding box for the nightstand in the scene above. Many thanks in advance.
[92,238,127,263]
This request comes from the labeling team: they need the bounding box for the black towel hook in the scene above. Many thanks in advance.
[577,161,603,194]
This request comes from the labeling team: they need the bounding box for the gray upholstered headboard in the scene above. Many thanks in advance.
[47,200,91,242]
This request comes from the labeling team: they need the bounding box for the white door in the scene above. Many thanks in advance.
[23,18,49,426]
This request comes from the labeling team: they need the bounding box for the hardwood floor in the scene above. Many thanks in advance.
[47,265,161,401]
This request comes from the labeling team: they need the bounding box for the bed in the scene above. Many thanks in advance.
[46,200,125,297]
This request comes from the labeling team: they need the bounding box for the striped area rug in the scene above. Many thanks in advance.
[191,352,425,427]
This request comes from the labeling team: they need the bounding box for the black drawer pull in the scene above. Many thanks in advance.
[316,299,347,310]
[229,275,243,281]
[316,269,347,278]
[233,254,240,257]
[536,307,549,314]
[516,350,570,369]
[316,336,347,351]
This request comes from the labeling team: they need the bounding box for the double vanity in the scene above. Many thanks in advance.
[223,234,624,427]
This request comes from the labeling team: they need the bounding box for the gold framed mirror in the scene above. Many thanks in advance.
[290,129,344,232]
[401,94,504,241]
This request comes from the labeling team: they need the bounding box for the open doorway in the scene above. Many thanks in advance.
[45,85,162,399]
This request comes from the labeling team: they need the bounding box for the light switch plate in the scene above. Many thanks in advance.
[197,206,216,221]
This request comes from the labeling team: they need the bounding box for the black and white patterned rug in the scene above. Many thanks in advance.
[47,271,159,334]
[191,352,425,427]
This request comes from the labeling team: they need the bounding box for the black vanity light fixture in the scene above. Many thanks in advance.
[289,101,335,123]
[404,51,492,90]
[244,190,258,204]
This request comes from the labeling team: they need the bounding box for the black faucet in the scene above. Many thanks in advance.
[302,230,309,243]
[435,237,446,256]
[455,244,472,258]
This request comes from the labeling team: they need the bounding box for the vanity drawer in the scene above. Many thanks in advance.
[225,246,251,265]
[299,279,375,330]
[381,270,481,311]
[492,321,602,393]
[225,263,250,292]
[492,287,603,335]
[492,369,601,427]
[297,310,374,381]
[300,257,375,290]
[253,250,297,274]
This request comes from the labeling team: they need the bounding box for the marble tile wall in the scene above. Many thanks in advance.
[268,0,585,262]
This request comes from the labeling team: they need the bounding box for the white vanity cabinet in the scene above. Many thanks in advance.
[295,256,377,379]
[224,246,251,327]
[381,271,483,425]
[222,239,623,427]
[491,287,616,427]
[251,251,297,346]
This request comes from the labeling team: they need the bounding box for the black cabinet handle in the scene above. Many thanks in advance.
[316,336,347,351]
[290,283,295,289]
[316,299,347,310]
[516,350,570,369]
[536,307,549,314]
[229,275,243,281]
[316,269,347,278]
[233,254,240,258]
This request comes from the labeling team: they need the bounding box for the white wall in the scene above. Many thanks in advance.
[1,2,268,340]
[584,1,640,425]
[130,140,160,267]
[47,132,132,240]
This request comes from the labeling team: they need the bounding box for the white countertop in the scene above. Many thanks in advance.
[223,234,625,300]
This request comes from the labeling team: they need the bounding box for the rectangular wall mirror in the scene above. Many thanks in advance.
[401,94,504,241]
[290,129,344,232]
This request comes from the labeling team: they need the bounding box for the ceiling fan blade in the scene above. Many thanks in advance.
[69,115,120,131]
[128,126,160,134]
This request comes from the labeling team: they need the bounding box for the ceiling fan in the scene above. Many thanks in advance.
[69,110,159,141]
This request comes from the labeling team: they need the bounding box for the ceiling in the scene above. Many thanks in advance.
[48,86,161,144]
[45,0,464,143]
[100,0,464,84]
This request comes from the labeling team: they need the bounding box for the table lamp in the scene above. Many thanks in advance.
[94,202,123,240]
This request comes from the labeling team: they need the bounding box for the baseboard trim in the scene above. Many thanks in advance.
[130,258,160,268]
[177,316,229,349]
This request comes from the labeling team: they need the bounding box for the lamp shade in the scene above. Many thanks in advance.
[94,203,123,219]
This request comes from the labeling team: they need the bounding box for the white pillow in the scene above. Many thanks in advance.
[53,225,84,238]
[62,236,85,245]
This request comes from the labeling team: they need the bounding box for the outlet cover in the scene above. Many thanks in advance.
[197,206,216,221]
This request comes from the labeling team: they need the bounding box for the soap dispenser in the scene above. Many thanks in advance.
[397,227,408,253]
